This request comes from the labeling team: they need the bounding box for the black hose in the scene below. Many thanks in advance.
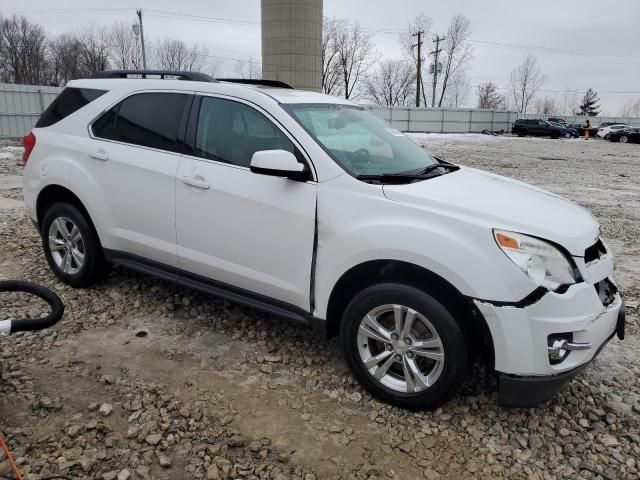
[0,280,64,334]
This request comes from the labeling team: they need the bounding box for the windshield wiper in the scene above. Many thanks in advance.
[395,161,459,177]
[355,173,427,183]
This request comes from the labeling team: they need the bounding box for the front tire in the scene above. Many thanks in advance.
[619,135,628,143]
[340,283,468,410]
[42,202,110,288]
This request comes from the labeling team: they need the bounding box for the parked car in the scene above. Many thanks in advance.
[607,127,640,143]
[547,117,567,125]
[597,124,632,139]
[22,70,625,409]
[511,119,566,138]
[548,121,579,138]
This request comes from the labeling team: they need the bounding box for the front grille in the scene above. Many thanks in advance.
[594,278,617,307]
[585,239,607,264]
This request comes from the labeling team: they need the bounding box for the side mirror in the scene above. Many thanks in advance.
[249,150,308,180]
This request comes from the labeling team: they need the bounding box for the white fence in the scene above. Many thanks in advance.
[1,83,639,138]
[0,83,63,138]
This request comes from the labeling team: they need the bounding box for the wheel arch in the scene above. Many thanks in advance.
[325,259,495,364]
[36,184,102,245]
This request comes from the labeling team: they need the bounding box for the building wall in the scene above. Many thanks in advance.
[261,0,323,92]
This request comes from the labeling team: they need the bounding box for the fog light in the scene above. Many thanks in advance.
[547,334,591,365]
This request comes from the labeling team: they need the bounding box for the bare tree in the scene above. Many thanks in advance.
[558,89,580,115]
[322,17,342,95]
[442,70,469,108]
[620,98,640,117]
[152,38,208,71]
[75,26,111,76]
[399,13,433,106]
[109,21,141,70]
[47,33,84,85]
[333,19,374,99]
[476,82,507,109]
[534,96,558,115]
[363,59,415,106]
[437,14,472,107]
[0,15,48,84]
[235,57,261,79]
[510,54,545,113]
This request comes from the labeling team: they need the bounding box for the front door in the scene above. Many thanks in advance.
[175,95,317,310]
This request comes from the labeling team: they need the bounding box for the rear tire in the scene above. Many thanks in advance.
[517,130,526,137]
[339,283,468,410]
[41,202,110,288]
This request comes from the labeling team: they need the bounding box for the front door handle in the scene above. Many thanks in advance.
[181,175,210,190]
[89,149,109,161]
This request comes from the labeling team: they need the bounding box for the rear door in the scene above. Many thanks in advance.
[175,95,317,310]
[89,91,193,267]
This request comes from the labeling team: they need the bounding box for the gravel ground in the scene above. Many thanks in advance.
[0,136,639,480]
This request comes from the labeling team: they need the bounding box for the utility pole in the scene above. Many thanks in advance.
[412,30,424,107]
[430,35,445,107]
[136,9,147,69]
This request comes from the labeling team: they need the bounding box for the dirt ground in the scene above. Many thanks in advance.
[0,135,639,480]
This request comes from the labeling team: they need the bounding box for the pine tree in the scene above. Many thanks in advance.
[577,88,600,116]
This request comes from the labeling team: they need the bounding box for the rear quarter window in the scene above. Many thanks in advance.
[35,87,107,128]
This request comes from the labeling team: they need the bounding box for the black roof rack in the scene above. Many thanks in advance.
[89,70,217,82]
[216,78,294,89]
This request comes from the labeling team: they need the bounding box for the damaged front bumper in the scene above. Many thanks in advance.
[474,280,625,407]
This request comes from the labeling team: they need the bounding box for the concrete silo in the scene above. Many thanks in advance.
[261,0,323,91]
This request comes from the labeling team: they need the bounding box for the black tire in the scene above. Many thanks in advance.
[517,130,526,137]
[550,132,560,139]
[604,133,610,140]
[340,283,468,410]
[619,135,628,144]
[41,202,110,288]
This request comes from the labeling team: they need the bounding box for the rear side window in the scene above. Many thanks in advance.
[35,87,107,128]
[92,92,189,153]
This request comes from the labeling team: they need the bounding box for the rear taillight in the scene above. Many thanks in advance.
[22,132,36,165]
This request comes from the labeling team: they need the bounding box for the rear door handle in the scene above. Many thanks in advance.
[181,175,210,190]
[89,149,109,161]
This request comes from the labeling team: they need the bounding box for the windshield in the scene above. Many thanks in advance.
[284,103,438,176]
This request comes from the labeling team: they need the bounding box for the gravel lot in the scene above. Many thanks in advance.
[1,135,638,480]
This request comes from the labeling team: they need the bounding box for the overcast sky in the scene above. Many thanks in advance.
[4,0,639,114]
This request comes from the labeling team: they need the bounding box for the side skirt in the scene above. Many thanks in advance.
[104,249,324,329]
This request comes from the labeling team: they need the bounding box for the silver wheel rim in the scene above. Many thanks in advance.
[357,304,445,394]
[48,217,85,275]
[620,136,628,143]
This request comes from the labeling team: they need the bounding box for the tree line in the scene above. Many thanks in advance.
[1,13,636,116]
[0,15,224,87]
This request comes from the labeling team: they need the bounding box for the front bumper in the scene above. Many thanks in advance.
[497,301,624,407]
[474,279,624,407]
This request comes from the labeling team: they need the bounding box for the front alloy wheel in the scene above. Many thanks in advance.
[357,304,444,393]
[620,135,628,143]
[340,283,468,410]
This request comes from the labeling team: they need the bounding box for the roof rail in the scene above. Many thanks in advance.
[89,70,217,82]
[216,78,294,89]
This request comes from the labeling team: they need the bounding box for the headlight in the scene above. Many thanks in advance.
[494,230,579,290]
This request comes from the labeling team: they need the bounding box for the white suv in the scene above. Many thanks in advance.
[22,71,625,409]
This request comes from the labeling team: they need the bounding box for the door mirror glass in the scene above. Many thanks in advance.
[250,150,308,180]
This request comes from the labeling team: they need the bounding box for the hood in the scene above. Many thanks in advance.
[383,167,599,256]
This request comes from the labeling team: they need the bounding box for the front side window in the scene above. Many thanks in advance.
[194,97,294,167]
[92,92,189,153]
[284,104,438,177]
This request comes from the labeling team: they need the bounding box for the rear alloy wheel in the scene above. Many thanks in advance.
[619,135,628,143]
[42,202,110,288]
[340,283,468,410]
[604,133,610,140]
